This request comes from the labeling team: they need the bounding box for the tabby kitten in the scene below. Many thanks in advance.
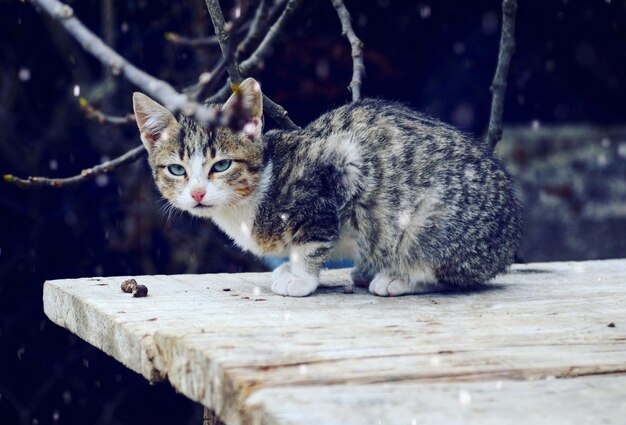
[133,78,521,297]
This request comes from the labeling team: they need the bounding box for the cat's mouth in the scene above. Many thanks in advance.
[193,204,214,209]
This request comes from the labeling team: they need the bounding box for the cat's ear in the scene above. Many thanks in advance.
[222,78,264,140]
[132,92,178,150]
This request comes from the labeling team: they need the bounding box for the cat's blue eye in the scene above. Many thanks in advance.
[212,160,232,173]
[167,164,186,176]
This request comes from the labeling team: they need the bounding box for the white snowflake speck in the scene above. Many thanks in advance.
[96,174,109,187]
[18,67,31,82]
[398,210,411,228]
[240,222,250,237]
[531,120,541,130]
[458,389,471,407]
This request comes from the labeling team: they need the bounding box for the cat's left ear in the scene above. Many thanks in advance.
[132,92,178,151]
[222,78,264,140]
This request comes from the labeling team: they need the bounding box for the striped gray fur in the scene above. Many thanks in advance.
[133,78,522,297]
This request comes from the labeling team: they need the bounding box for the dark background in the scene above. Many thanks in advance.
[1,0,625,424]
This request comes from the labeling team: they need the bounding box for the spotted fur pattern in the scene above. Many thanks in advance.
[133,78,522,297]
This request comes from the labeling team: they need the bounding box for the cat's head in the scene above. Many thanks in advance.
[132,78,265,218]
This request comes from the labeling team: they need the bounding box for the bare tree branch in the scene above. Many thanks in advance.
[79,97,134,125]
[181,0,288,102]
[485,0,518,151]
[164,18,252,48]
[237,0,271,58]
[192,2,245,102]
[203,83,233,105]
[164,32,221,48]
[331,0,365,102]
[205,0,244,82]
[12,0,303,189]
[30,0,222,127]
[4,145,145,189]
[205,0,301,130]
[9,0,255,189]
[239,0,302,76]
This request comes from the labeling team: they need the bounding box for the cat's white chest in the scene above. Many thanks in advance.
[211,207,262,255]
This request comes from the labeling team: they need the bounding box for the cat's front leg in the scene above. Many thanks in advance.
[271,242,333,297]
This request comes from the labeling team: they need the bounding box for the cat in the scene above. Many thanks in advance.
[132,78,522,297]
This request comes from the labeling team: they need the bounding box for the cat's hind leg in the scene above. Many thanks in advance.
[369,266,439,296]
[350,249,376,287]
[351,267,374,288]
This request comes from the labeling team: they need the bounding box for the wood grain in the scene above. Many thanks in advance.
[43,260,626,425]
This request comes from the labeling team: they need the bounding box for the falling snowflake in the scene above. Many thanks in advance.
[531,120,541,130]
[18,67,31,82]
[96,174,109,187]
[458,389,471,407]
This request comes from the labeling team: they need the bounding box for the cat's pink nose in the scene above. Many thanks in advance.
[191,190,206,203]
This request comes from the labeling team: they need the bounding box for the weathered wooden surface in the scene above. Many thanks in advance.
[43,259,626,425]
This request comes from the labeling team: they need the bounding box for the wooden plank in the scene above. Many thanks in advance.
[43,260,626,425]
[245,376,626,425]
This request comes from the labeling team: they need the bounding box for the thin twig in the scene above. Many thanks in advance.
[205,0,243,82]
[183,0,287,103]
[164,19,251,48]
[192,2,245,102]
[239,0,302,75]
[330,0,365,102]
[237,0,271,57]
[205,0,300,130]
[30,0,222,127]
[485,0,518,151]
[164,32,221,48]
[79,97,134,125]
[203,83,233,105]
[3,145,145,188]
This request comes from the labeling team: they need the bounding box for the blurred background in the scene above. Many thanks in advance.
[1,0,625,424]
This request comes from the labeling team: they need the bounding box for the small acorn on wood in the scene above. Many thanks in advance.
[120,279,148,297]
[133,284,148,298]
[121,279,137,293]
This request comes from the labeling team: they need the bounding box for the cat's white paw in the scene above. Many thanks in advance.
[369,273,412,297]
[369,268,439,296]
[271,263,319,297]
